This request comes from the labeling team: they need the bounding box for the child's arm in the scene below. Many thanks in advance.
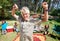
[11,4,19,20]
[34,20,41,25]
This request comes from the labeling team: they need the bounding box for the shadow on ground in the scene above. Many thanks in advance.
[48,34,60,40]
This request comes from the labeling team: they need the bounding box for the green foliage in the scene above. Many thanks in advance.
[0,0,13,20]
[15,11,21,15]
[50,9,60,16]
[37,6,42,13]
[0,0,60,20]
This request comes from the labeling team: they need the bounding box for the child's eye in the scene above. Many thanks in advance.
[23,14,27,16]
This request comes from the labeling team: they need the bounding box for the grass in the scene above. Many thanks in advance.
[46,35,59,41]
[0,20,60,41]
[42,20,60,41]
[0,32,17,41]
[0,20,18,41]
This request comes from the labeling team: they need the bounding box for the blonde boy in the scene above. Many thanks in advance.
[12,4,34,41]
[11,2,48,41]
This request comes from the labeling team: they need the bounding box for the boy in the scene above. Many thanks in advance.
[14,22,19,34]
[1,20,8,35]
[11,2,48,41]
[12,4,34,41]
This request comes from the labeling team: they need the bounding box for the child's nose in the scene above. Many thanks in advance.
[24,15,28,18]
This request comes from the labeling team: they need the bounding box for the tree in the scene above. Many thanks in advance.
[0,0,13,20]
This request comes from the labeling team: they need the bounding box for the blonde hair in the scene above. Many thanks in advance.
[20,7,30,14]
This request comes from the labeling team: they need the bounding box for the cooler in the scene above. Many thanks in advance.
[6,26,14,32]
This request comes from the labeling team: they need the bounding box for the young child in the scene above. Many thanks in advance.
[14,22,19,33]
[12,2,48,41]
[44,24,49,35]
[1,20,8,35]
[12,4,34,41]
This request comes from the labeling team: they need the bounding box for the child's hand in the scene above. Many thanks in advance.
[42,2,48,10]
[13,4,18,10]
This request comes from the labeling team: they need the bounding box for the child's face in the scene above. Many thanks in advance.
[22,13,30,21]
[2,20,5,24]
[21,7,30,21]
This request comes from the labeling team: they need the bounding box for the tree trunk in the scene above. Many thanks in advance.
[1,8,5,19]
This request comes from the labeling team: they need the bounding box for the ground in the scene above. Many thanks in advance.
[0,20,60,41]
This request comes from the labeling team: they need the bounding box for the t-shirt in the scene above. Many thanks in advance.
[14,14,41,41]
[14,13,41,35]
[21,22,34,36]
[1,23,8,30]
